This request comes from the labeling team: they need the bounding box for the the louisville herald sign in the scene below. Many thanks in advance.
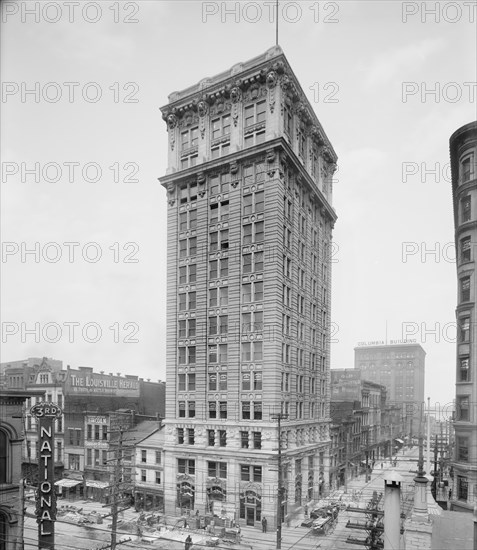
[65,371,140,397]
[30,401,62,549]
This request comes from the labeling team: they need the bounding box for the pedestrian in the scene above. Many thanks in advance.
[261,516,267,533]
[183,518,188,528]
[304,504,308,517]
[185,534,192,550]
[381,462,383,469]
[448,488,452,500]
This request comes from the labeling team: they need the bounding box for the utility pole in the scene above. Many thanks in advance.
[432,434,438,500]
[110,428,124,550]
[271,413,287,550]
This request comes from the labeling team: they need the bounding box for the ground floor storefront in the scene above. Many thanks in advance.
[134,487,164,512]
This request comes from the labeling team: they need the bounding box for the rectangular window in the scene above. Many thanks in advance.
[155,471,161,484]
[457,437,469,462]
[188,428,195,445]
[461,156,473,183]
[457,475,468,500]
[208,461,227,479]
[86,448,92,466]
[179,237,197,258]
[209,315,228,336]
[178,401,185,417]
[141,450,147,463]
[461,276,471,302]
[253,432,262,449]
[177,428,184,444]
[243,221,264,244]
[242,281,263,302]
[188,401,195,418]
[210,229,229,252]
[219,401,227,419]
[241,341,263,362]
[209,172,231,195]
[460,317,470,342]
[459,357,470,381]
[210,201,229,224]
[179,264,196,284]
[155,451,161,465]
[208,402,217,419]
[462,196,471,222]
[209,258,228,280]
[461,237,471,262]
[181,127,199,151]
[457,396,469,421]
[219,430,227,447]
[87,424,92,440]
[242,311,263,332]
[179,209,197,231]
[208,343,227,363]
[241,431,249,449]
[253,401,262,420]
[242,401,250,420]
[244,102,266,146]
[243,190,264,216]
[209,286,228,307]
[208,429,215,446]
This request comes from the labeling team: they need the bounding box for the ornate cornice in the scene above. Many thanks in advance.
[160,48,337,162]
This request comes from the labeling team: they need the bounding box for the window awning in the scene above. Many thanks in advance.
[55,479,82,488]
[85,480,110,489]
[394,438,404,444]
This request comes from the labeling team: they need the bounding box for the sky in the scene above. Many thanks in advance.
[1,0,476,405]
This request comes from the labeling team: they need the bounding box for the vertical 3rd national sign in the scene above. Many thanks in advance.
[30,401,63,549]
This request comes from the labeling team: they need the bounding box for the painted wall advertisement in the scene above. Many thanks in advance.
[65,371,140,397]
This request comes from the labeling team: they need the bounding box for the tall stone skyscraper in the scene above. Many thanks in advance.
[160,46,338,527]
[449,120,477,513]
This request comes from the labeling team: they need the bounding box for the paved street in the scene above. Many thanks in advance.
[22,447,421,550]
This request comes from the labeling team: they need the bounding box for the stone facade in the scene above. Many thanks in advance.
[449,121,477,513]
[160,46,338,528]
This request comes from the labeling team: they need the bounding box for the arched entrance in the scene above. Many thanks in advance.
[206,485,226,514]
[177,481,195,514]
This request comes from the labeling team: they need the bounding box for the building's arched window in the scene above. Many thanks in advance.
[0,431,7,484]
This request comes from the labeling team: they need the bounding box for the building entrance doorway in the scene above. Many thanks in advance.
[246,507,255,526]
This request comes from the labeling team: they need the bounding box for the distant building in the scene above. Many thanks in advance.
[449,120,477,513]
[0,358,165,502]
[354,343,426,436]
[160,45,338,527]
[330,369,395,490]
[132,422,165,512]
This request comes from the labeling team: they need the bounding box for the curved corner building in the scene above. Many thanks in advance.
[449,120,477,513]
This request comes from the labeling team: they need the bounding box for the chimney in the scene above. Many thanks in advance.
[156,413,162,428]
[383,470,403,550]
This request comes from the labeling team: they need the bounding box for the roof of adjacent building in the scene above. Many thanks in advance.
[431,510,474,550]
[110,419,161,445]
[354,343,426,353]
